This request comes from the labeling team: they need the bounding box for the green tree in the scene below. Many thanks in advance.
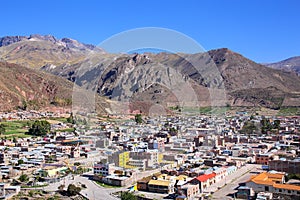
[241,121,258,135]
[260,118,280,133]
[273,119,281,130]
[17,159,24,165]
[134,114,143,124]
[0,124,5,135]
[120,191,137,200]
[28,120,51,136]
[19,174,29,182]
[260,118,271,134]
[169,127,178,136]
[67,113,75,124]
[67,184,81,196]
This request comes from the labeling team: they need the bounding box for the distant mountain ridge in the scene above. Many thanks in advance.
[0,34,101,50]
[0,34,104,69]
[265,56,300,75]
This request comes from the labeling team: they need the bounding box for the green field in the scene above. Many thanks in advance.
[0,120,30,138]
[277,107,300,116]
[178,106,229,115]
[0,117,69,139]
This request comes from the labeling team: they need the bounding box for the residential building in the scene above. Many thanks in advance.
[108,151,130,168]
[190,173,216,192]
[179,184,199,199]
[148,179,175,194]
[93,163,115,176]
[246,172,300,199]
[269,158,300,174]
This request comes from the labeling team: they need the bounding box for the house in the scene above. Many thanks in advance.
[0,183,21,199]
[93,163,115,176]
[190,173,216,192]
[108,151,130,168]
[179,184,199,199]
[129,151,159,168]
[213,167,227,183]
[246,172,300,199]
[236,186,255,199]
[101,175,130,186]
[255,153,273,165]
[148,179,175,194]
[269,158,300,174]
[71,145,80,158]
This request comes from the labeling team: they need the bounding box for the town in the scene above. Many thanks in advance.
[0,109,299,200]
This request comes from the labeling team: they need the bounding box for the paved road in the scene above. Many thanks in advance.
[44,174,122,200]
[211,164,262,199]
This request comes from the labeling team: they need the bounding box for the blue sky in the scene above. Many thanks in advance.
[1,0,299,63]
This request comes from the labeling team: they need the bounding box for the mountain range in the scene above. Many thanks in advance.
[265,56,300,75]
[0,34,299,114]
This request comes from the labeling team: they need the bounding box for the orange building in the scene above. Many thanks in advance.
[246,172,300,197]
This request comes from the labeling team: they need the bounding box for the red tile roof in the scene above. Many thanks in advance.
[196,173,216,182]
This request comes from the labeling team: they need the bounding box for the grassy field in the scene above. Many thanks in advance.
[0,120,30,139]
[95,181,121,188]
[0,117,69,139]
[277,107,300,116]
[56,128,75,132]
[179,106,229,115]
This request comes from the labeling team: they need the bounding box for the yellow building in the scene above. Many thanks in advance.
[119,151,130,168]
[108,151,131,168]
[148,179,174,194]
[39,166,68,177]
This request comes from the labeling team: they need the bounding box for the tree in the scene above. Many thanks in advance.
[273,119,281,130]
[0,124,5,135]
[28,120,51,136]
[67,184,81,196]
[120,191,137,200]
[17,159,24,165]
[241,121,258,136]
[134,114,143,124]
[19,174,29,182]
[67,113,75,124]
[169,127,178,136]
[260,118,280,134]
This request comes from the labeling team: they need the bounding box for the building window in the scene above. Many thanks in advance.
[288,190,291,193]
[279,189,282,192]
[265,186,269,191]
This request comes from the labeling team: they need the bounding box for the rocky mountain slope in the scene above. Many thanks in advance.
[0,61,73,111]
[0,61,110,113]
[42,48,300,111]
[265,56,300,75]
[1,35,300,113]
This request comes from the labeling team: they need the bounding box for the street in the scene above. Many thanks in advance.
[211,164,262,199]
[44,174,122,200]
